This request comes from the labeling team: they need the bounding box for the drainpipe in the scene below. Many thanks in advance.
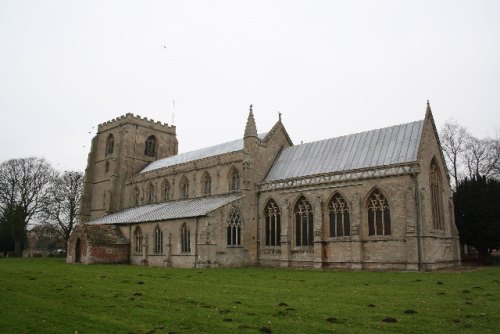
[414,175,423,271]
[128,224,132,264]
[194,217,199,269]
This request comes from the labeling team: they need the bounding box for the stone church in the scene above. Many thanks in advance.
[67,103,461,271]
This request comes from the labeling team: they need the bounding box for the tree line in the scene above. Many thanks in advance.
[0,157,83,257]
[440,121,500,260]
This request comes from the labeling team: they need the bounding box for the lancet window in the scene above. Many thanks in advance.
[230,167,240,192]
[181,223,190,253]
[202,172,212,196]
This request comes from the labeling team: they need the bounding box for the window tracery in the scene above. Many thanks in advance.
[264,199,281,246]
[367,189,391,236]
[295,196,313,246]
[153,226,163,254]
[134,227,143,254]
[328,193,350,237]
[227,208,242,246]
[230,167,240,192]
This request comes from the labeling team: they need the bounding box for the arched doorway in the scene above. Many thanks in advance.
[75,238,82,263]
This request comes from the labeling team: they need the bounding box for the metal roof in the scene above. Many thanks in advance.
[265,120,424,182]
[141,133,267,173]
[87,194,242,225]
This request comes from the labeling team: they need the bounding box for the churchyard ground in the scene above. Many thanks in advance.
[0,258,498,333]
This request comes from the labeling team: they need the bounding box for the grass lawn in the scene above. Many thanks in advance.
[0,258,498,333]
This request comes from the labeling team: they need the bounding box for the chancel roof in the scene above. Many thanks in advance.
[141,133,267,173]
[88,194,243,225]
[265,120,424,182]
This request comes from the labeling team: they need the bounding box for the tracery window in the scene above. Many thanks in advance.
[153,226,163,254]
[133,186,140,206]
[146,183,155,204]
[106,134,114,156]
[227,208,242,246]
[144,135,157,157]
[202,172,212,196]
[162,180,170,201]
[179,176,189,199]
[367,189,391,236]
[181,223,190,253]
[328,193,350,237]
[295,196,313,246]
[264,199,281,246]
[230,167,240,192]
[430,159,444,229]
[134,227,143,254]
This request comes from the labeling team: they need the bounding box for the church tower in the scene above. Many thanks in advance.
[80,113,178,222]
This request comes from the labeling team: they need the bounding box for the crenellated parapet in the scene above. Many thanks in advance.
[97,113,176,135]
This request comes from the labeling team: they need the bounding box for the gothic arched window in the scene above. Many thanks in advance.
[162,180,170,201]
[227,208,242,246]
[153,226,163,254]
[146,183,155,204]
[106,134,114,156]
[133,186,140,206]
[367,189,391,236]
[144,135,157,157]
[181,223,190,253]
[202,172,212,196]
[295,196,313,246]
[134,227,143,254]
[430,159,444,229]
[264,199,281,246]
[328,193,350,237]
[229,167,240,192]
[179,176,189,199]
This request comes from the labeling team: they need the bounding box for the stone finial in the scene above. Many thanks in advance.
[278,111,282,121]
[426,99,431,112]
[244,105,257,138]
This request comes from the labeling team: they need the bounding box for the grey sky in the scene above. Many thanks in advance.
[1,0,499,172]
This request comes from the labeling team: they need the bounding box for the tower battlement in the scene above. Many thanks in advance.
[97,113,176,134]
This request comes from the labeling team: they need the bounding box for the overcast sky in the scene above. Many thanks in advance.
[1,0,499,172]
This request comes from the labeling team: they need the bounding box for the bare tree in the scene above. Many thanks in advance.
[463,135,500,179]
[440,121,469,189]
[0,157,56,256]
[42,171,83,250]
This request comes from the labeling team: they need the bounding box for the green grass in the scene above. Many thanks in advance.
[0,259,499,334]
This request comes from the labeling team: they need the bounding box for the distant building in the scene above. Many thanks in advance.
[67,103,460,270]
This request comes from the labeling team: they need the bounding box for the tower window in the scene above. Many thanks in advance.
[144,135,157,157]
[106,134,114,156]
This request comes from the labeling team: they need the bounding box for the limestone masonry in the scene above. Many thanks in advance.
[67,103,461,270]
